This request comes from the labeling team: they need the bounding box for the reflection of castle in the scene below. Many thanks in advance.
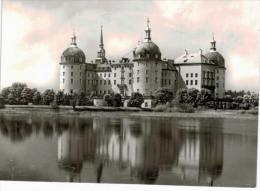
[175,119,224,186]
[56,117,224,184]
[0,115,224,184]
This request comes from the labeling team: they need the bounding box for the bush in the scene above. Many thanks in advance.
[155,88,173,105]
[127,92,144,107]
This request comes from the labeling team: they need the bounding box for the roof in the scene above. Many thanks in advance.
[133,41,161,60]
[174,52,209,64]
[204,51,225,67]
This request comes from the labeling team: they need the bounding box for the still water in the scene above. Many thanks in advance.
[0,111,257,187]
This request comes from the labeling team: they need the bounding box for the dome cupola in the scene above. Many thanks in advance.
[61,33,86,64]
[204,34,225,67]
[133,18,161,60]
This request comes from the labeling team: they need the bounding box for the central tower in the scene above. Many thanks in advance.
[132,18,163,96]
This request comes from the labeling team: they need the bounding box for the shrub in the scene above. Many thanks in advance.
[127,92,144,107]
[155,88,173,105]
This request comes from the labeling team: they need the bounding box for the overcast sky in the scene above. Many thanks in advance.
[1,0,259,92]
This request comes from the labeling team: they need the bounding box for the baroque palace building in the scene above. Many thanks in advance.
[59,19,226,100]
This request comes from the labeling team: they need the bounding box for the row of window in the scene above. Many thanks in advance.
[62,65,82,69]
[186,80,198,86]
[62,78,82,84]
[186,73,198,78]
[203,71,215,79]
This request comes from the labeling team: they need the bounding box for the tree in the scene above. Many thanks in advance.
[104,94,113,106]
[20,87,34,104]
[127,92,144,107]
[56,91,64,105]
[112,93,122,107]
[32,91,42,105]
[155,88,173,105]
[42,89,55,105]
[77,92,87,106]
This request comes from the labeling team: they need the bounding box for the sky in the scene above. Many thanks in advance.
[0,0,260,92]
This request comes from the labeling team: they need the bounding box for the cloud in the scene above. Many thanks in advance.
[1,0,260,92]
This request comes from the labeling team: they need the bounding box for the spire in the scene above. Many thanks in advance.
[70,31,77,47]
[210,33,216,51]
[97,25,106,61]
[144,18,151,41]
[100,25,104,47]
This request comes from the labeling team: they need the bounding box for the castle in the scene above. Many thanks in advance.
[59,19,226,101]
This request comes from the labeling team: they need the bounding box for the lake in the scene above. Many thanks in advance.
[0,111,257,187]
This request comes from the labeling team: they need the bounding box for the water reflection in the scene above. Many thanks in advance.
[0,114,225,185]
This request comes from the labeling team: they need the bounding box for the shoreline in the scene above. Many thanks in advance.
[0,105,258,120]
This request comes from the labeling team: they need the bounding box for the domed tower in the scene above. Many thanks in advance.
[204,35,226,98]
[60,33,86,94]
[132,19,163,96]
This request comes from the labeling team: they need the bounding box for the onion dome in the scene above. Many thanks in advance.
[204,35,225,67]
[61,33,86,64]
[133,18,161,60]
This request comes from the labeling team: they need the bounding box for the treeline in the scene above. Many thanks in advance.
[153,88,259,112]
[0,82,94,106]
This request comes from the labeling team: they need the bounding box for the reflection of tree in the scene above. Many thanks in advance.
[0,115,33,142]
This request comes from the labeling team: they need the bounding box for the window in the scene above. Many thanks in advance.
[216,83,219,88]
[104,80,106,85]
[186,73,189,77]
[191,73,193,77]
[114,80,116,85]
[80,79,82,84]
[137,77,140,83]
[146,77,149,83]
[71,65,73,69]
[129,80,132,85]
[169,79,171,85]
[146,70,148,75]
[104,73,106,77]
[71,79,73,84]
[155,77,158,83]
[195,73,198,77]
[108,73,110,77]
[100,80,102,85]
[80,72,81,76]
[63,72,65,76]
[88,80,90,84]
[63,65,65,69]
[195,80,198,85]
[190,80,193,85]
[217,76,219,80]
[63,79,65,84]
[104,90,106,94]
[155,70,158,75]
[71,72,73,76]
[137,89,139,92]
[108,80,111,85]
[70,89,73,94]
[186,80,188,85]
[100,73,102,77]
[114,73,116,77]
[108,90,110,94]
[137,70,139,74]
[129,73,132,77]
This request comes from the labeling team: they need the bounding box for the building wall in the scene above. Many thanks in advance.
[60,64,85,94]
[177,65,202,91]
[132,60,163,96]
[215,68,225,98]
